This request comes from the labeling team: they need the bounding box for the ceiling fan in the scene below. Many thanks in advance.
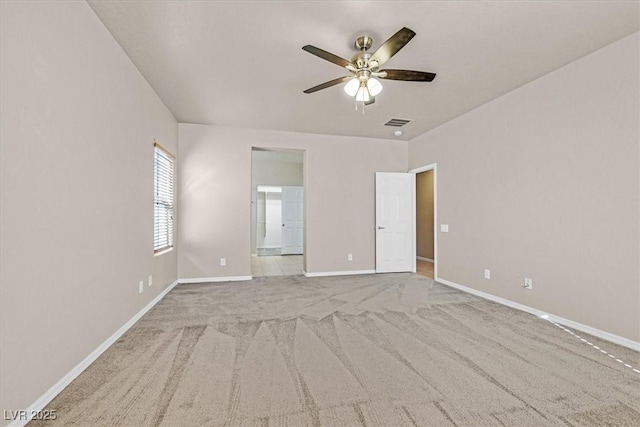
[302,27,436,106]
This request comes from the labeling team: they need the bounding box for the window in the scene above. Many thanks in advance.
[154,142,174,253]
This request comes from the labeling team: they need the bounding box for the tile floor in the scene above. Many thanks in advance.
[251,255,304,277]
[256,247,282,256]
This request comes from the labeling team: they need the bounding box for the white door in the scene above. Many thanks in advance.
[281,186,304,255]
[376,172,414,273]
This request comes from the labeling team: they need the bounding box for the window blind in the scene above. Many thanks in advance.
[154,143,174,253]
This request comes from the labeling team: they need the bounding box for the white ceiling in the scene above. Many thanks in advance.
[88,1,639,141]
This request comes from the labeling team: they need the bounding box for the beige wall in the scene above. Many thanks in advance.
[416,170,435,260]
[0,2,178,421]
[408,33,639,342]
[178,124,407,278]
[252,155,303,188]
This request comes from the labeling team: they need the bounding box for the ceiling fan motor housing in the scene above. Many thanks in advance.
[353,36,379,71]
[354,69,372,82]
[352,52,382,73]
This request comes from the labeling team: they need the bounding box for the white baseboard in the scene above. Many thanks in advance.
[436,277,640,352]
[416,256,434,262]
[304,270,376,278]
[179,275,252,284]
[8,279,180,427]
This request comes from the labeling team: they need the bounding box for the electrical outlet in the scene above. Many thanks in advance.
[484,269,491,279]
[220,258,226,266]
[524,278,533,290]
[139,281,144,294]
[148,275,152,287]
[348,254,353,261]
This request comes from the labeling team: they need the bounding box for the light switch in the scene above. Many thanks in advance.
[440,224,449,232]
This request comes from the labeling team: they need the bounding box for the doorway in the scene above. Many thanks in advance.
[412,164,436,279]
[251,149,305,277]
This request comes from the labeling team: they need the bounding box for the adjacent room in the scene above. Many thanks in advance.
[251,149,305,277]
[1,1,638,426]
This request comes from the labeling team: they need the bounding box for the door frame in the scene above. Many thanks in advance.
[409,163,437,279]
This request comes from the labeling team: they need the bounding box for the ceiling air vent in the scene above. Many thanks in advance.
[384,118,412,127]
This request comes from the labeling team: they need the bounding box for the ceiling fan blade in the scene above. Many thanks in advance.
[303,76,353,94]
[369,27,416,67]
[302,45,355,69]
[378,69,436,82]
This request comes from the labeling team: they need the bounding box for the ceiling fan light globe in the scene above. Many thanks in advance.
[344,78,360,96]
[356,86,370,102]
[367,78,383,96]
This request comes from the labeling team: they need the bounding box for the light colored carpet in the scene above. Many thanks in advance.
[30,274,639,426]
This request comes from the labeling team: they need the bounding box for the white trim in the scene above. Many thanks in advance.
[179,276,253,284]
[436,277,640,352]
[9,280,180,427]
[153,247,174,257]
[256,185,282,193]
[304,270,376,278]
[411,174,417,273]
[409,164,436,174]
[433,166,438,279]
[416,256,434,262]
